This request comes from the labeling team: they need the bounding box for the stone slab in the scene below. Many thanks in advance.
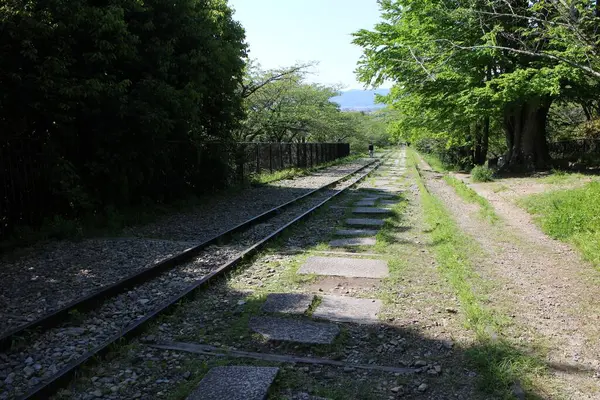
[287,393,330,400]
[249,316,339,344]
[355,199,376,207]
[334,229,379,236]
[379,200,397,206]
[298,256,389,278]
[345,218,385,227]
[329,237,376,247]
[313,295,383,324]
[262,293,314,314]
[352,207,393,215]
[186,366,278,400]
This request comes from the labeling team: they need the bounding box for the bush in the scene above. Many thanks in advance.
[471,166,494,182]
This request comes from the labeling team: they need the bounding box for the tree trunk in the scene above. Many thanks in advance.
[502,98,552,171]
[472,116,490,165]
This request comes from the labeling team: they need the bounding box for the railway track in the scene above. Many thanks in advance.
[0,157,383,400]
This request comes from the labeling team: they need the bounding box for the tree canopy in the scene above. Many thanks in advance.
[353,0,600,170]
[1,0,246,211]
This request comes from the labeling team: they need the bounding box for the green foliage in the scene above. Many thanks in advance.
[471,166,494,182]
[238,62,390,147]
[522,182,600,267]
[353,0,600,169]
[0,0,246,213]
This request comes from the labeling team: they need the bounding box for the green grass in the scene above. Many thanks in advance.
[249,153,367,185]
[443,176,499,223]
[420,152,452,173]
[537,169,585,185]
[407,150,547,398]
[471,165,494,182]
[521,181,600,268]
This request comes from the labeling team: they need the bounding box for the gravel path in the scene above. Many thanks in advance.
[0,160,371,339]
[421,162,600,398]
[0,162,378,400]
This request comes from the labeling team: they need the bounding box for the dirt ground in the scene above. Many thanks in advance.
[420,162,600,399]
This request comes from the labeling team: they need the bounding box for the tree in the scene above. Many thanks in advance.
[239,63,351,143]
[0,0,246,215]
[353,0,599,170]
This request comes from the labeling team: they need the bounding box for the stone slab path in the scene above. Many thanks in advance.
[355,199,376,206]
[345,218,384,227]
[352,207,393,215]
[249,316,340,344]
[186,366,279,400]
[313,295,382,324]
[298,256,389,278]
[262,293,314,314]
[333,229,379,236]
[328,237,376,247]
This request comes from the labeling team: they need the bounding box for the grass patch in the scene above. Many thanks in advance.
[537,169,585,185]
[249,153,367,185]
[521,181,600,268]
[420,152,453,173]
[443,176,499,223]
[471,165,494,182]
[407,150,547,397]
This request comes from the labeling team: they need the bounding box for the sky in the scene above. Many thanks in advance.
[228,0,385,90]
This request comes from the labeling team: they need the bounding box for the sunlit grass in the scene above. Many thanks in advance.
[521,182,600,268]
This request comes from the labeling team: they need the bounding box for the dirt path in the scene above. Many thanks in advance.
[420,162,600,398]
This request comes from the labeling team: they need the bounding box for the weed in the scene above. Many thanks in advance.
[471,166,494,182]
[443,176,499,223]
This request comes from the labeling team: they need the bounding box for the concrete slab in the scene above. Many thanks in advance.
[287,393,330,400]
[329,237,376,247]
[355,199,376,206]
[345,218,385,227]
[353,207,393,215]
[249,316,339,344]
[298,256,389,278]
[379,200,397,206]
[334,229,379,236]
[313,295,382,324]
[186,366,278,400]
[262,293,314,314]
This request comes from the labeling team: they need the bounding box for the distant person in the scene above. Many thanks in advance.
[368,143,374,158]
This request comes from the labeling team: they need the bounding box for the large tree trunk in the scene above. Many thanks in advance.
[472,116,490,165]
[502,97,552,171]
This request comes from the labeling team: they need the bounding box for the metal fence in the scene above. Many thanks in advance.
[1,141,350,239]
[548,139,600,160]
[235,142,350,180]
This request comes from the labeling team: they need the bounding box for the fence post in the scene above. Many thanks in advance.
[269,143,273,173]
[289,143,293,167]
[256,143,260,174]
[279,143,283,170]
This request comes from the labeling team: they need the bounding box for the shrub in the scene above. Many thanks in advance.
[471,166,494,182]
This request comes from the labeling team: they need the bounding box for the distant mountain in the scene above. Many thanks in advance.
[330,88,390,111]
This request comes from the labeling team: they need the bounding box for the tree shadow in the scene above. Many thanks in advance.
[150,283,584,400]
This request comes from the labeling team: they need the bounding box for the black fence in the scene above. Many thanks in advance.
[548,139,600,160]
[1,141,350,239]
[236,142,350,180]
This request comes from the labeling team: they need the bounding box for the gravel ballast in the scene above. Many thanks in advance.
[0,160,371,338]
[0,162,378,400]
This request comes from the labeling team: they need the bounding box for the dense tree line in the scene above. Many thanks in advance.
[354,0,600,170]
[1,0,246,216]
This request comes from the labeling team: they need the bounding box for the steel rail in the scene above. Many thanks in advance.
[14,159,382,399]
[0,159,377,352]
